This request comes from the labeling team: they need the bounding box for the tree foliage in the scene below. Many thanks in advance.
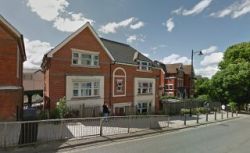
[209,42,250,106]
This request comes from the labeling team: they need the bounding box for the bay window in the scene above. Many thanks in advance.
[73,81,100,97]
[138,82,153,94]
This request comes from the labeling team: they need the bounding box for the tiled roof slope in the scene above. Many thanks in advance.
[100,38,154,65]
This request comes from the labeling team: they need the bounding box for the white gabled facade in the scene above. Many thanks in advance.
[66,75,105,109]
[134,77,156,113]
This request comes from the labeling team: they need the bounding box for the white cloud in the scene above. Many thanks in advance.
[126,34,145,43]
[26,0,69,21]
[151,44,167,51]
[26,0,94,32]
[201,45,218,54]
[200,52,223,66]
[161,54,191,65]
[166,18,175,32]
[142,53,149,57]
[53,13,94,32]
[126,35,137,43]
[99,17,137,34]
[172,7,183,15]
[130,21,144,29]
[195,65,219,78]
[23,38,53,69]
[182,0,213,16]
[210,0,250,18]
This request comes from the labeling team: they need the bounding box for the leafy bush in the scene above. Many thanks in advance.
[49,97,69,119]
[229,101,237,112]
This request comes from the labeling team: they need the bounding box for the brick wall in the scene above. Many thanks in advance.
[44,26,162,112]
[0,89,23,121]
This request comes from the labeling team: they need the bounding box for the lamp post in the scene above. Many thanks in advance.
[189,50,203,116]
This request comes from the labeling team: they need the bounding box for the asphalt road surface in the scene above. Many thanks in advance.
[70,116,250,153]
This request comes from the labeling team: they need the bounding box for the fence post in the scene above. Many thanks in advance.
[232,111,234,117]
[227,110,229,118]
[206,113,208,122]
[214,111,217,120]
[236,111,238,117]
[127,115,130,133]
[100,118,103,136]
[3,123,7,148]
[196,113,199,124]
[221,111,223,120]
[60,120,64,140]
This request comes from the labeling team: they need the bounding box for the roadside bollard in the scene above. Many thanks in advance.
[184,114,187,126]
[196,113,199,124]
[167,116,170,128]
[227,110,229,118]
[232,111,234,117]
[236,111,238,117]
[214,111,217,120]
[221,111,223,120]
[206,113,208,122]
[127,116,130,133]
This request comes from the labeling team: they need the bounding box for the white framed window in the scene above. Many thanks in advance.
[138,82,153,94]
[72,51,99,67]
[116,79,123,92]
[137,61,151,71]
[137,102,148,114]
[72,81,100,97]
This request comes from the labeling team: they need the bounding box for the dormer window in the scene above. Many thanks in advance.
[72,49,99,67]
[137,61,151,71]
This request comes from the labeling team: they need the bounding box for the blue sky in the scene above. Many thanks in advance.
[1,0,250,77]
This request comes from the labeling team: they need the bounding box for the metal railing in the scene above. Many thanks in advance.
[0,112,238,148]
[0,115,169,148]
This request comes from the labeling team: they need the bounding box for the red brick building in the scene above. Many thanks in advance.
[0,16,26,121]
[164,63,193,98]
[41,23,163,115]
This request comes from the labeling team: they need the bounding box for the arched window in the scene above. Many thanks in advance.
[113,67,126,97]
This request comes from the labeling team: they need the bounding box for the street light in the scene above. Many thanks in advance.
[189,50,203,116]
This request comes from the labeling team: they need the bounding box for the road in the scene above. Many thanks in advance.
[69,116,250,153]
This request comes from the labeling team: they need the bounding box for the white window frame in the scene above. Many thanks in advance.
[137,102,148,114]
[138,82,153,94]
[72,49,99,67]
[137,60,152,71]
[72,80,100,98]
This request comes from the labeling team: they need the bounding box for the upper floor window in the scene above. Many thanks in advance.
[73,81,100,97]
[137,61,151,71]
[116,79,124,92]
[138,82,153,94]
[72,51,99,67]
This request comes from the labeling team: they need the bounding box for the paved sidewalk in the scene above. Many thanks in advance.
[0,113,245,153]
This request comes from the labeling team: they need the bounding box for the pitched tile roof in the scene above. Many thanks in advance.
[166,63,182,73]
[100,38,155,66]
[183,65,192,75]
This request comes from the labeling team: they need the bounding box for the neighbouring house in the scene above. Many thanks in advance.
[0,15,26,121]
[164,63,193,98]
[23,69,44,108]
[41,22,163,115]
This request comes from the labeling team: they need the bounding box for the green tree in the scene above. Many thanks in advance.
[194,77,210,97]
[210,42,250,106]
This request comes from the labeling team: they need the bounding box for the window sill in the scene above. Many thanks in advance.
[137,93,153,96]
[136,69,152,73]
[71,64,100,68]
[71,96,101,100]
